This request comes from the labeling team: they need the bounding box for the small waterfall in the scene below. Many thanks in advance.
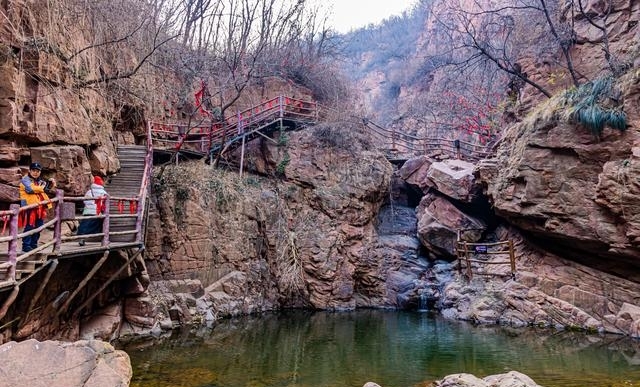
[418,291,430,312]
[414,260,454,312]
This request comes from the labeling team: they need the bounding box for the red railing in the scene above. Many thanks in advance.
[135,121,154,241]
[150,94,493,161]
[0,192,145,284]
[0,123,154,287]
[150,95,318,154]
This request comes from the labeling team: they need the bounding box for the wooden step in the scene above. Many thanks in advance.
[118,156,146,160]
[114,175,144,179]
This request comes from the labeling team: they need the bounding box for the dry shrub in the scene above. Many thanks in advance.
[155,161,247,212]
[311,123,374,153]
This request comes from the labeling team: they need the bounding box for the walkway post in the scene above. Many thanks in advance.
[456,230,462,275]
[392,127,396,154]
[102,196,110,247]
[239,134,246,178]
[8,204,19,281]
[463,241,471,279]
[279,96,284,119]
[53,189,63,253]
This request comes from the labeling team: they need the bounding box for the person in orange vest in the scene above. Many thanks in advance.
[77,175,108,246]
[19,162,56,253]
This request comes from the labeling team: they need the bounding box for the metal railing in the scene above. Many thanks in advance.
[0,122,153,286]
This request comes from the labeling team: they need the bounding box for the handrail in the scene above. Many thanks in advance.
[150,95,318,156]
[134,121,154,241]
[0,189,146,285]
[363,119,494,162]
[148,95,493,162]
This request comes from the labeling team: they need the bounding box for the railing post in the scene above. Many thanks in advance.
[53,189,63,253]
[102,196,110,247]
[239,134,246,178]
[279,95,283,119]
[237,110,243,135]
[463,241,471,280]
[134,196,145,243]
[208,121,213,152]
[456,242,462,276]
[8,204,19,281]
[390,127,395,154]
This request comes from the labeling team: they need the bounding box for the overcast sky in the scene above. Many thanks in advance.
[319,0,417,33]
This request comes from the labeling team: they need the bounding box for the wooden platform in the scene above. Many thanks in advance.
[0,240,142,290]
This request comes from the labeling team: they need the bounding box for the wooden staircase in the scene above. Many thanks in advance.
[107,145,147,242]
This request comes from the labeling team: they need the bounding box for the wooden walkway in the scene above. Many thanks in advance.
[363,120,494,162]
[150,95,318,160]
[0,126,152,324]
[149,95,495,163]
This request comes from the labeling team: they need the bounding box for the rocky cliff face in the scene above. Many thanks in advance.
[0,1,128,196]
[478,69,640,280]
[125,152,463,341]
[140,124,450,322]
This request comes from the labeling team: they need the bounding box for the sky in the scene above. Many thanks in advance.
[320,0,417,33]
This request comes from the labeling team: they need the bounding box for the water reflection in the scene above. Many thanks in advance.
[122,310,640,387]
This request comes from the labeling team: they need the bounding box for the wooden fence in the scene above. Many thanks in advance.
[455,232,516,280]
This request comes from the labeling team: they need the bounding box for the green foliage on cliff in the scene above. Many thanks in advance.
[276,153,290,175]
[563,77,627,136]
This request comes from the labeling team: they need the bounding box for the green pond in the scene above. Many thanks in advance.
[122,310,640,387]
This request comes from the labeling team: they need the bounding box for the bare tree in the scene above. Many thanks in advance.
[144,0,336,165]
[575,0,621,75]
[432,0,555,98]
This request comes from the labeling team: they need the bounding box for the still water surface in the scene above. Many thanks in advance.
[122,310,640,387]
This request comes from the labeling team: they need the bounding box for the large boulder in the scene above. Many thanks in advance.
[30,145,92,195]
[432,371,542,387]
[416,194,486,257]
[0,339,132,387]
[426,159,480,203]
[398,155,433,191]
[399,157,480,203]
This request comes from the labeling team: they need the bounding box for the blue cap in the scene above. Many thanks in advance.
[29,162,42,170]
